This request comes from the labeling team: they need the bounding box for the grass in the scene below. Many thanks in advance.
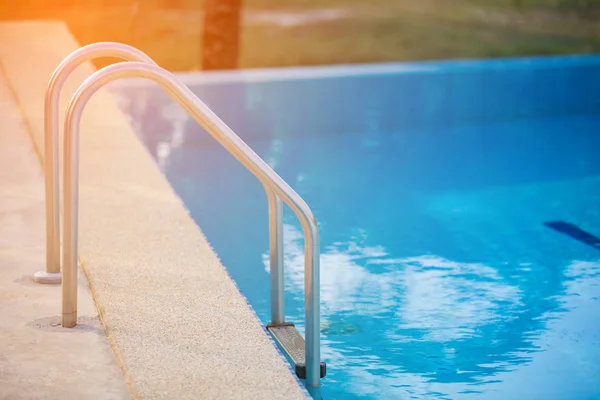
[1,0,599,71]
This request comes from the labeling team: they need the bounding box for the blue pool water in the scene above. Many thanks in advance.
[113,56,600,399]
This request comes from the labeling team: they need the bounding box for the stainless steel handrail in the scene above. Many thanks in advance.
[61,62,322,394]
[34,42,157,285]
[267,190,285,324]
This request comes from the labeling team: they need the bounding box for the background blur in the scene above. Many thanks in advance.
[0,0,598,71]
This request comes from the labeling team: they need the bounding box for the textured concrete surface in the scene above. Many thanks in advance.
[0,21,308,399]
[0,69,131,399]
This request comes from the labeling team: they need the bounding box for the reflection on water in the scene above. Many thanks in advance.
[114,87,190,172]
[265,224,600,399]
[264,224,524,342]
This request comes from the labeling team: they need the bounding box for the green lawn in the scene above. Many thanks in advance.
[2,0,599,71]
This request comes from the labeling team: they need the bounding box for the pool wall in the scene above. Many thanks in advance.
[0,21,308,399]
[116,55,600,144]
[114,54,600,196]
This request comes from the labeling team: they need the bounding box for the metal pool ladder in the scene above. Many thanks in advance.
[46,43,326,398]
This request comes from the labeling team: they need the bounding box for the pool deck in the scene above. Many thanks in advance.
[0,21,308,399]
[0,56,130,400]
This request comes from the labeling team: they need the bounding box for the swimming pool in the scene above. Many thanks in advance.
[112,55,600,399]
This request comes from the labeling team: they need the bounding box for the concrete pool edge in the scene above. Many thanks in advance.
[0,21,309,399]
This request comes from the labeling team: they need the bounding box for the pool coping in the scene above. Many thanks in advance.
[0,21,309,399]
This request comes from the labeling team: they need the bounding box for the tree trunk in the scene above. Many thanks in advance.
[201,0,242,70]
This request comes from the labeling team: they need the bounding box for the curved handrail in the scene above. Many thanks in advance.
[61,62,322,391]
[34,42,157,285]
